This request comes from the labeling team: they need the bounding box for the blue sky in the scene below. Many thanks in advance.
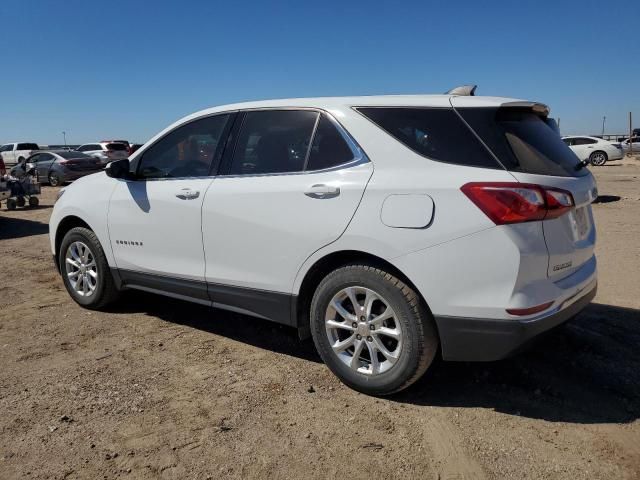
[1,0,638,144]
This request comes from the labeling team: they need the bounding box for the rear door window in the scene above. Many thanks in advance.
[357,107,500,169]
[457,108,589,177]
[228,110,318,175]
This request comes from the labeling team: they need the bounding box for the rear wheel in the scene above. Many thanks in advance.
[49,172,61,186]
[589,151,607,166]
[6,198,16,210]
[59,227,119,309]
[310,264,438,395]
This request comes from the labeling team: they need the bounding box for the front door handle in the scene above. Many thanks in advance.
[304,184,340,199]
[176,188,200,200]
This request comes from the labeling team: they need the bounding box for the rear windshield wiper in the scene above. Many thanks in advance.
[574,159,589,171]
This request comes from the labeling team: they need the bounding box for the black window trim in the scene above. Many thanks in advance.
[130,111,238,181]
[352,105,505,171]
[217,107,369,178]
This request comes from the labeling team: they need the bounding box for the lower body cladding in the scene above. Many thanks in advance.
[111,264,596,363]
[113,269,297,327]
[436,284,596,361]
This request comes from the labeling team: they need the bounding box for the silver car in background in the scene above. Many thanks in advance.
[75,142,129,165]
[25,150,103,186]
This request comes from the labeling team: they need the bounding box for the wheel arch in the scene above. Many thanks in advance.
[54,215,94,270]
[295,250,437,340]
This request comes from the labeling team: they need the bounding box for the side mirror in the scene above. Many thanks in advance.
[105,159,134,179]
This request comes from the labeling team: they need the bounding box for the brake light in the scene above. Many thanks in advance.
[461,182,574,225]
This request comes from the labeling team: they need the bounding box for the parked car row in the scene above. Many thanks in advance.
[1,139,145,186]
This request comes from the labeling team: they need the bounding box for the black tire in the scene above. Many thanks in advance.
[58,227,120,309]
[310,264,438,395]
[16,196,25,207]
[49,172,61,187]
[6,198,17,210]
[589,151,607,166]
[28,196,39,207]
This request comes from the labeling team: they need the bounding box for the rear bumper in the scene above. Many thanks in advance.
[436,284,597,361]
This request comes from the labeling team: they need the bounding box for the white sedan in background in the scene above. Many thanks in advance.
[620,137,640,155]
[562,136,623,166]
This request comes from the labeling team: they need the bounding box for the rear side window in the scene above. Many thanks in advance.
[106,142,128,151]
[458,108,588,177]
[573,137,597,145]
[306,114,355,171]
[357,107,500,169]
[229,110,318,175]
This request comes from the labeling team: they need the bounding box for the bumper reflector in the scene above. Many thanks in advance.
[506,301,554,316]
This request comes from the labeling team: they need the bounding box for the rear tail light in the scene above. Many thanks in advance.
[461,182,574,225]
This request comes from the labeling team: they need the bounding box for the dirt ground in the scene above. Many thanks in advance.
[1,160,639,480]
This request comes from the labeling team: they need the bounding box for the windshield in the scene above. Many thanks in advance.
[457,107,588,177]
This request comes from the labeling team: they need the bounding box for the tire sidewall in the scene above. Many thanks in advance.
[49,173,60,186]
[59,228,110,307]
[310,267,425,394]
[590,151,607,166]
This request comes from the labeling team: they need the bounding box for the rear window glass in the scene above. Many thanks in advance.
[106,143,128,151]
[17,143,39,150]
[357,107,500,169]
[457,108,588,177]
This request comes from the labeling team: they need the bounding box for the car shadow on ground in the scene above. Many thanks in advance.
[0,216,50,239]
[594,195,622,203]
[396,302,640,424]
[111,294,639,424]
[108,291,321,363]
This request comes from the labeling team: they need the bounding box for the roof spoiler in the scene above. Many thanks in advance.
[500,101,550,117]
[445,85,477,96]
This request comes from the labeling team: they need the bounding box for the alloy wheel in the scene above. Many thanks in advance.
[325,286,403,375]
[65,241,98,297]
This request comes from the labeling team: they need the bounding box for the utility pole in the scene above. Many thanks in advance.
[630,112,634,156]
[62,131,67,148]
[557,118,561,134]
[601,116,606,137]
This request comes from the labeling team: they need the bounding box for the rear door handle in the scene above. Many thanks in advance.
[304,184,340,199]
[176,188,200,200]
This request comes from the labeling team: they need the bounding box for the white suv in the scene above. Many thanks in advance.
[50,88,598,395]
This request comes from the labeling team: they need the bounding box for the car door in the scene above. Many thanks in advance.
[201,110,373,322]
[108,113,234,300]
[36,153,56,180]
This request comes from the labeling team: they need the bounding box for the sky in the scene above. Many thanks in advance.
[0,0,638,144]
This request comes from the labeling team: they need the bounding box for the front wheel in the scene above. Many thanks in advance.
[49,172,61,186]
[310,264,438,395]
[28,196,39,207]
[590,151,607,166]
[59,227,119,309]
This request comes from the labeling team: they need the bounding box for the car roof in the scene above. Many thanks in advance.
[562,135,602,141]
[179,94,527,121]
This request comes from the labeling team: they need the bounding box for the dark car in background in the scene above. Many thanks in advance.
[25,150,103,186]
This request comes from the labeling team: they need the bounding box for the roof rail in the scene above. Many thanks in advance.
[445,85,477,96]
